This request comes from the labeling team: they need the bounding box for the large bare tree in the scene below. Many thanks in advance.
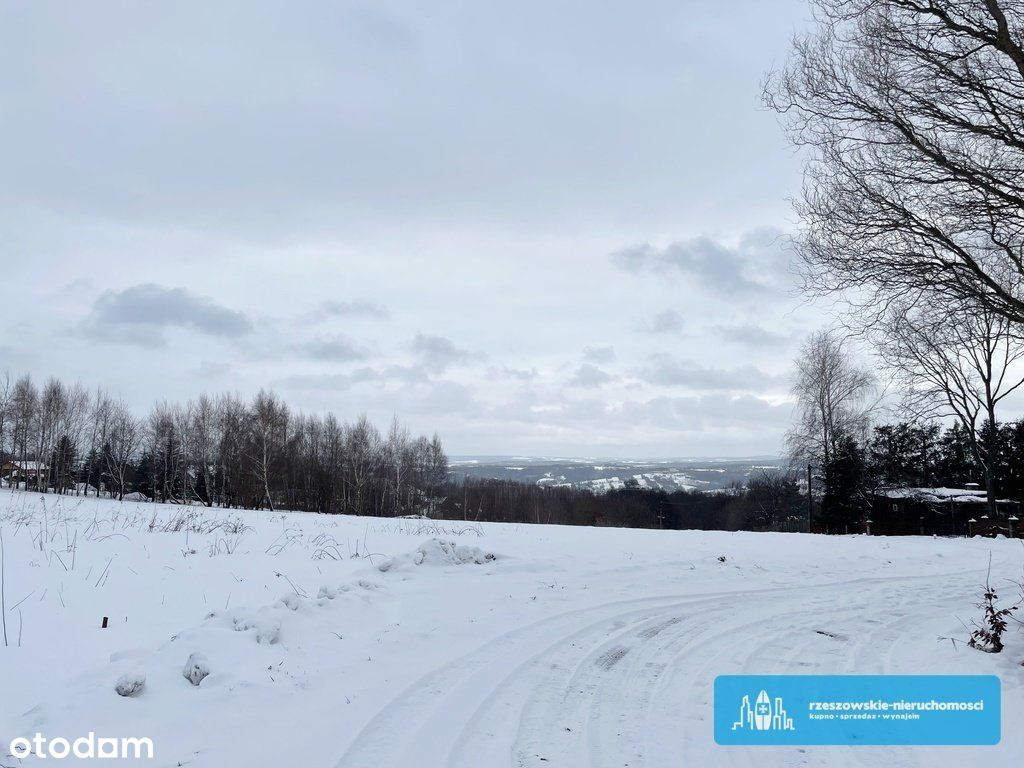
[874,298,1024,514]
[767,0,1024,321]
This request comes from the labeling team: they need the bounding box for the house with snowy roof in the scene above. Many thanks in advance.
[871,485,1019,537]
[1,459,47,480]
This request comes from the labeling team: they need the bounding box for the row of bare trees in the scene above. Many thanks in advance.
[0,372,448,516]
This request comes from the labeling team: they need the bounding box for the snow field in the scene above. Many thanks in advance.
[0,488,1021,767]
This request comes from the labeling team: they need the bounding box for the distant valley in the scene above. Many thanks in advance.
[448,456,784,494]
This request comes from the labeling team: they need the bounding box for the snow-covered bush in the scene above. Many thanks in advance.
[114,671,146,697]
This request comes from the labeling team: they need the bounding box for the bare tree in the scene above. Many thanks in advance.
[787,330,877,466]
[102,400,141,501]
[344,414,380,516]
[0,373,12,467]
[874,299,1024,515]
[247,390,288,511]
[80,388,110,497]
[738,469,804,530]
[9,375,37,488]
[216,392,248,508]
[55,383,90,494]
[186,394,220,506]
[147,402,184,503]
[766,0,1024,322]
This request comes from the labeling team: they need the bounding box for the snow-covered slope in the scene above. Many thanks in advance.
[0,488,1021,766]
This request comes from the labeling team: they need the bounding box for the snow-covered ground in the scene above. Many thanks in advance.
[0,487,1022,767]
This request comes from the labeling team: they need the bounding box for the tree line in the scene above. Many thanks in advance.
[0,372,447,516]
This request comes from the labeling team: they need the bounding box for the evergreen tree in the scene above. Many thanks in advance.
[935,423,980,488]
[134,452,155,499]
[821,433,870,533]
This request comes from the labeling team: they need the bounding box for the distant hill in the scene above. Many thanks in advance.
[448,456,784,494]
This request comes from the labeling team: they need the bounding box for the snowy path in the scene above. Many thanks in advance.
[336,572,993,768]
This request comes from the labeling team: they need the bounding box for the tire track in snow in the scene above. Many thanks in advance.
[333,570,987,768]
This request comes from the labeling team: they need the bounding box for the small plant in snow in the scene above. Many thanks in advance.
[207,535,242,557]
[218,516,252,535]
[967,560,1019,654]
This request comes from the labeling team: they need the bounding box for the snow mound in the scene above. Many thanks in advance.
[378,538,498,572]
[317,579,383,601]
[231,611,282,645]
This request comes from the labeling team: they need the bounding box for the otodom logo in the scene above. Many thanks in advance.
[8,733,154,760]
[732,689,795,732]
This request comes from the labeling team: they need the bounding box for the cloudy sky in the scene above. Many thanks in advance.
[0,0,823,457]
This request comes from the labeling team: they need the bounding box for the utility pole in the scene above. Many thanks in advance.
[807,462,813,534]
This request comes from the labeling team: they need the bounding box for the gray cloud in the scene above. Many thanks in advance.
[412,333,476,374]
[301,334,367,362]
[567,363,614,389]
[641,309,686,335]
[0,2,805,237]
[638,355,783,392]
[613,228,788,296]
[303,300,389,323]
[192,360,232,379]
[279,364,429,391]
[582,345,616,363]
[82,283,252,347]
[613,393,792,432]
[277,367,482,420]
[487,365,539,381]
[712,322,790,347]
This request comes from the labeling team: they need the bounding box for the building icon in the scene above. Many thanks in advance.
[732,690,794,731]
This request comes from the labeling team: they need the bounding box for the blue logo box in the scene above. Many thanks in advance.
[714,675,1000,745]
